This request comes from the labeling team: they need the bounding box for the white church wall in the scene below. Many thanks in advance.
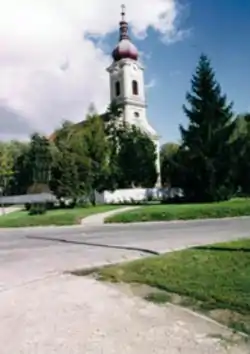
[110,70,123,101]
[122,61,145,102]
[95,187,183,204]
[124,105,147,126]
[95,188,162,204]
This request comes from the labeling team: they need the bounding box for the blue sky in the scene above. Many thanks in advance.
[1,0,249,142]
[109,0,250,144]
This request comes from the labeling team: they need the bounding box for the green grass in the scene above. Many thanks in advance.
[105,198,250,223]
[0,205,120,228]
[94,238,250,334]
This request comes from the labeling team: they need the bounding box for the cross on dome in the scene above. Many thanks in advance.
[121,4,126,21]
[119,4,129,40]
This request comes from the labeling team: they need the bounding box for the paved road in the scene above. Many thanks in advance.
[1,217,250,291]
[1,218,250,353]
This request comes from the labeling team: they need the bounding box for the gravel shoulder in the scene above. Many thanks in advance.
[0,273,248,354]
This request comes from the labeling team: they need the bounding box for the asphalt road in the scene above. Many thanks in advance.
[1,217,250,292]
[1,218,250,354]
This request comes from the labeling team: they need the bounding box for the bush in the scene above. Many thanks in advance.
[25,203,31,211]
[29,203,46,215]
[45,202,56,210]
[25,183,54,212]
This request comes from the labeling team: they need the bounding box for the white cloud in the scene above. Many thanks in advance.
[0,0,187,139]
[146,79,157,90]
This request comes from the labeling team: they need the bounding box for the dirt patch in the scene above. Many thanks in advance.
[112,282,250,347]
[208,309,250,336]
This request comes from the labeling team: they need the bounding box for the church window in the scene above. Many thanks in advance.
[115,81,121,96]
[132,80,139,95]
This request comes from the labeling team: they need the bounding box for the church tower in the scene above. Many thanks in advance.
[106,5,161,186]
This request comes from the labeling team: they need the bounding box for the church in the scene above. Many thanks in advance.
[50,5,161,190]
[107,5,161,185]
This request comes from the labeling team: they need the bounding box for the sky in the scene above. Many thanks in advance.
[0,0,249,143]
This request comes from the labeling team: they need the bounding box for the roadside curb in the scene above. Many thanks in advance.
[104,215,250,227]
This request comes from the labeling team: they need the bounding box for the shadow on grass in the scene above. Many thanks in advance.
[26,236,160,256]
[192,246,250,253]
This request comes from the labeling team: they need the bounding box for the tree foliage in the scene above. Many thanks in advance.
[0,141,28,195]
[160,142,180,187]
[116,124,157,188]
[232,113,250,195]
[173,54,236,202]
[50,141,81,204]
[29,133,52,185]
[2,53,250,207]
[104,101,157,189]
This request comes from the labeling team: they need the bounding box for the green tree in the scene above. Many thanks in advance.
[103,101,125,190]
[117,124,157,188]
[0,141,29,195]
[52,120,74,143]
[179,54,236,202]
[0,143,14,194]
[50,112,110,205]
[104,101,157,188]
[29,133,52,186]
[232,113,249,141]
[10,146,31,195]
[160,142,180,187]
[74,114,110,193]
[28,134,53,214]
[233,113,250,195]
[50,141,81,205]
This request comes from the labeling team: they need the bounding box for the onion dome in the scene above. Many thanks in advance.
[112,5,139,62]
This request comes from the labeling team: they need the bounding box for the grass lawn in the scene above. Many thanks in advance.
[84,238,250,335]
[0,205,120,228]
[105,198,250,223]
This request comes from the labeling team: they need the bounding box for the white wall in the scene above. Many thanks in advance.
[123,60,146,103]
[95,188,183,204]
[95,188,162,204]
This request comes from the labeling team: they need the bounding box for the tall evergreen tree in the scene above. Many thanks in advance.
[160,142,180,187]
[11,147,32,195]
[179,54,236,202]
[29,133,52,186]
[233,113,250,195]
[50,141,81,204]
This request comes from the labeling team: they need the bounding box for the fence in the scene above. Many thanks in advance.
[0,193,57,205]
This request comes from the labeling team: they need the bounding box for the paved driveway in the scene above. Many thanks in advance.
[1,218,250,353]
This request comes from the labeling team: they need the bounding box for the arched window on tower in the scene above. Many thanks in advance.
[132,80,139,95]
[115,81,121,97]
